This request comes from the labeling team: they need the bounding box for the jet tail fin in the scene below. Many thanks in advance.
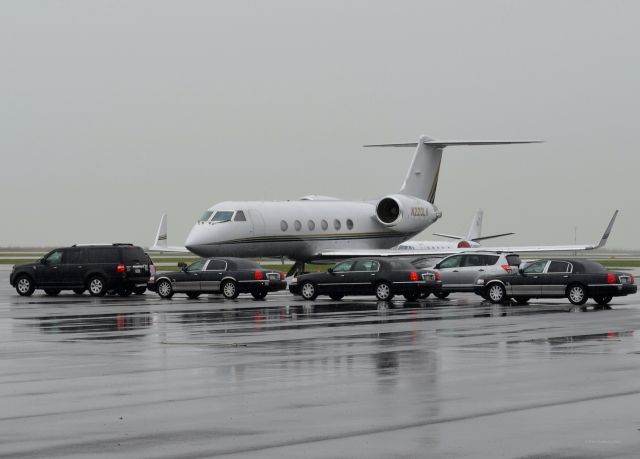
[149,214,190,253]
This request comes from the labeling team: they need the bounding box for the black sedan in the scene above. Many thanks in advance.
[148,258,287,299]
[289,258,440,301]
[474,258,636,305]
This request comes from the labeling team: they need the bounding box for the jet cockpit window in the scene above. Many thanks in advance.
[234,211,246,222]
[212,211,234,223]
[199,211,213,222]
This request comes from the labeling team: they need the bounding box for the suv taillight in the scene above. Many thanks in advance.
[607,273,617,284]
[501,264,512,273]
[630,274,635,285]
[116,263,126,273]
[409,271,419,281]
[280,272,286,280]
[435,271,441,281]
[255,271,264,280]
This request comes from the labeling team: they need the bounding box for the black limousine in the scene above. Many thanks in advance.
[149,258,287,299]
[289,258,440,301]
[474,258,636,305]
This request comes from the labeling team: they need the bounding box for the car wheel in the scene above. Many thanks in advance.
[221,280,239,299]
[133,286,146,295]
[404,292,419,301]
[567,284,588,305]
[433,291,449,299]
[157,279,174,299]
[419,292,431,299]
[593,295,612,305]
[87,276,107,297]
[487,283,507,304]
[118,288,133,297]
[329,294,344,301]
[300,281,318,300]
[514,297,529,305]
[375,282,394,301]
[187,292,201,299]
[73,288,85,295]
[252,291,268,299]
[15,275,35,296]
[44,288,61,296]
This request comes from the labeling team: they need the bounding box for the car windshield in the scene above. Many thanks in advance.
[199,211,213,222]
[211,211,234,223]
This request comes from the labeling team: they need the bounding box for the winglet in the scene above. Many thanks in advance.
[593,210,619,249]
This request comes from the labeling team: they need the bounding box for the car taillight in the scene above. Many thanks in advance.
[116,263,126,273]
[435,271,440,281]
[150,265,156,276]
[255,271,264,280]
[630,274,635,285]
[607,273,617,284]
[409,271,419,281]
[501,265,512,273]
[280,272,286,280]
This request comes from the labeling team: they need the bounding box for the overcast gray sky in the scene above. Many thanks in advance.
[1,0,638,249]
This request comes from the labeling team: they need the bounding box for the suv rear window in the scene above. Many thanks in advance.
[122,247,149,263]
[506,255,521,266]
[88,247,119,263]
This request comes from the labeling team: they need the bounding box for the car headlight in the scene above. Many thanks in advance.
[476,279,485,285]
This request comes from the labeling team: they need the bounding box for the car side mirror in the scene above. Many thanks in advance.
[177,262,187,270]
[40,258,46,265]
[518,267,525,275]
[328,267,334,274]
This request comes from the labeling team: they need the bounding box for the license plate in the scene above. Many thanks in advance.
[621,277,629,284]
[267,273,279,280]
[134,269,141,274]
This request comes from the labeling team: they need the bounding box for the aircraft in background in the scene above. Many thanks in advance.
[395,209,514,250]
[150,134,617,273]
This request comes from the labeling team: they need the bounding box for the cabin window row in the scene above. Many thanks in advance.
[280,219,354,232]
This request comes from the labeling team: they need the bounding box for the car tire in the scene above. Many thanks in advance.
[252,291,268,300]
[118,288,133,297]
[329,294,344,301]
[487,283,507,304]
[157,279,174,299]
[419,292,431,299]
[300,281,318,301]
[73,288,85,295]
[404,293,419,301]
[187,292,201,299]
[375,282,394,301]
[221,280,239,299]
[87,276,107,297]
[44,288,61,296]
[15,275,35,296]
[514,296,529,305]
[593,295,612,305]
[567,284,588,305]
[133,287,146,295]
[433,291,449,299]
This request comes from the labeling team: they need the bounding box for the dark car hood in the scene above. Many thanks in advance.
[13,261,40,270]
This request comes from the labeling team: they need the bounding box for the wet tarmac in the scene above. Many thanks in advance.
[2,269,640,458]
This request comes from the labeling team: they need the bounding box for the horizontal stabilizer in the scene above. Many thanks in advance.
[364,139,543,148]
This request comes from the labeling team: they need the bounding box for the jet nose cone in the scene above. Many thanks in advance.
[185,223,209,247]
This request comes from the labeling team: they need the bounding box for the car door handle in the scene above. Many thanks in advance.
[533,276,539,279]
[452,270,459,272]
[478,269,485,272]
[77,266,83,268]
[563,275,569,278]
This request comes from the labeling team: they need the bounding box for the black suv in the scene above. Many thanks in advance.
[10,244,154,297]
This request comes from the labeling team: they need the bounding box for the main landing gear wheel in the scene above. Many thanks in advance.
[221,280,239,299]
[567,284,588,305]
[252,291,268,300]
[433,291,449,299]
[157,280,174,299]
[487,283,507,304]
[329,294,344,301]
[187,292,201,299]
[300,281,318,301]
[375,282,394,301]
[88,276,107,297]
[593,295,613,306]
[44,289,61,296]
[15,276,35,296]
[73,288,85,295]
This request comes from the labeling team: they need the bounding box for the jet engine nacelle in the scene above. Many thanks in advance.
[375,194,440,232]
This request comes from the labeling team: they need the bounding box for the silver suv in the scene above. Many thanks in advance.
[414,252,521,298]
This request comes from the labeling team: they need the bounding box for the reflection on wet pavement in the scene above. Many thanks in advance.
[1,269,640,458]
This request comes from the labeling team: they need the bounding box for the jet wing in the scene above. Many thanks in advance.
[148,214,191,253]
[313,210,618,260]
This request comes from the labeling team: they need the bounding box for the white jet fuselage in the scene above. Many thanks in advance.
[185,199,439,261]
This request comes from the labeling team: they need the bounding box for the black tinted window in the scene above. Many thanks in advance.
[463,254,484,267]
[186,260,206,272]
[439,255,462,269]
[352,260,380,272]
[580,261,606,273]
[389,260,414,270]
[230,259,260,270]
[65,249,85,264]
[122,247,148,263]
[547,261,570,273]
[206,259,227,271]
[523,261,547,274]
[45,250,64,265]
[484,255,500,265]
[506,255,521,266]
[88,248,119,263]
[412,257,440,269]
[333,261,353,272]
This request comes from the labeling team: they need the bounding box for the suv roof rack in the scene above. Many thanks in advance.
[71,243,134,247]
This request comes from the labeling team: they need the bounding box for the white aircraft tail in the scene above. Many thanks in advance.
[364,136,542,203]
[149,214,189,253]
[466,209,483,241]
